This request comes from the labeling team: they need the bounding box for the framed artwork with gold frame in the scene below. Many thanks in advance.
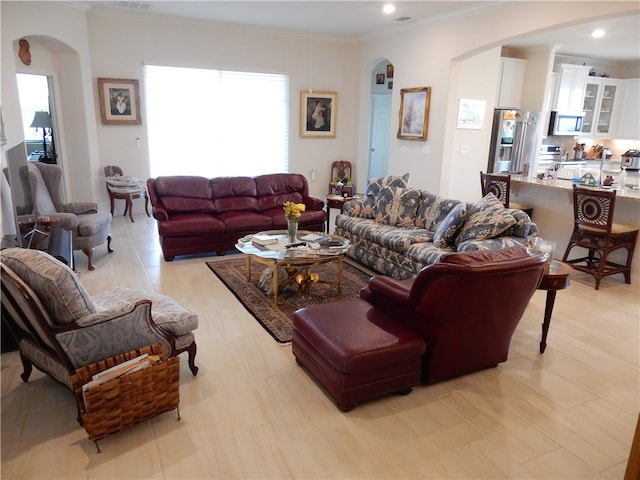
[300,91,337,138]
[397,87,431,141]
[97,78,142,125]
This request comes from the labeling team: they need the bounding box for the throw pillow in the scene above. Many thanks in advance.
[421,196,466,233]
[502,208,532,238]
[432,203,467,248]
[455,193,517,247]
[362,173,410,219]
[375,186,421,226]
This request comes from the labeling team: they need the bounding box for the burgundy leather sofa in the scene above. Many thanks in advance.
[147,173,326,261]
[292,246,546,410]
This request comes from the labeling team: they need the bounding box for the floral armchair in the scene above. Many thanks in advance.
[0,248,199,392]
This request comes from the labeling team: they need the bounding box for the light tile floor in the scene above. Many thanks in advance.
[1,213,638,479]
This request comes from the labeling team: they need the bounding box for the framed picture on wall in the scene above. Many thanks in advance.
[300,91,337,138]
[456,98,486,129]
[376,74,385,85]
[397,87,431,141]
[97,78,142,125]
[386,64,394,79]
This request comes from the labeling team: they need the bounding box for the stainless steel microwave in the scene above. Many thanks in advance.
[548,111,584,136]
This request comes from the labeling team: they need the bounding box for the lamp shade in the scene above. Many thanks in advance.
[30,111,51,129]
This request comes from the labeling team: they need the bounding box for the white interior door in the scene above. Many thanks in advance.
[368,93,391,179]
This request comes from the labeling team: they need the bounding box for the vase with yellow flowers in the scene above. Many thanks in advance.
[283,201,305,245]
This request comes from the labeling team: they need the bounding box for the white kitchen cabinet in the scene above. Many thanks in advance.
[581,77,621,138]
[496,57,526,108]
[553,64,591,113]
[616,78,640,140]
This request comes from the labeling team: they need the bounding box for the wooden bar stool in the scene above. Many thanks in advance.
[480,171,533,217]
[562,185,638,290]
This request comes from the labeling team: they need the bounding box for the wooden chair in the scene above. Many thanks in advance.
[329,160,353,195]
[480,171,533,217]
[562,185,638,290]
[104,165,150,223]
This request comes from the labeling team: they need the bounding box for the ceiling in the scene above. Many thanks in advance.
[85,1,640,62]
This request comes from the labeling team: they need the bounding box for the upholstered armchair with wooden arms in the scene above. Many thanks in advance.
[20,162,113,270]
[0,248,199,393]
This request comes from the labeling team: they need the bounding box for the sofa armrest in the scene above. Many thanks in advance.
[303,195,325,211]
[367,275,414,307]
[151,205,169,221]
[55,301,173,368]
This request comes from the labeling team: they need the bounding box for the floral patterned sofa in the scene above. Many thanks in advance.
[334,175,538,280]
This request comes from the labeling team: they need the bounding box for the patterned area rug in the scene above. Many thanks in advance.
[206,257,373,343]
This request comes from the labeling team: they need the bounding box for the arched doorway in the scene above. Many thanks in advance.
[367,59,393,179]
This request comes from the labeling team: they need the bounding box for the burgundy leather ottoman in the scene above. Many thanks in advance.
[292,298,426,411]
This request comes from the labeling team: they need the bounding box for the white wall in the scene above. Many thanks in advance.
[354,1,640,196]
[2,0,638,227]
[85,9,359,202]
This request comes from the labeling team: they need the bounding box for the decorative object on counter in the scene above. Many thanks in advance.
[579,172,597,186]
[573,142,585,160]
[602,175,615,187]
[562,185,638,290]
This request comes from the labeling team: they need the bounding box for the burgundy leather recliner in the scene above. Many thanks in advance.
[361,246,546,384]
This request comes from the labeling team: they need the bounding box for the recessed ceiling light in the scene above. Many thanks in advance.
[591,29,606,38]
[383,4,396,15]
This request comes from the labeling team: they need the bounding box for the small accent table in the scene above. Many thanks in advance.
[326,195,361,233]
[537,260,572,353]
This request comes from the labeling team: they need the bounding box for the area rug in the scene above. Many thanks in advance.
[206,257,373,343]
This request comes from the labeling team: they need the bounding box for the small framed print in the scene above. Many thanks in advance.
[300,91,337,138]
[97,78,142,125]
[376,74,385,85]
[456,98,486,129]
[386,64,394,79]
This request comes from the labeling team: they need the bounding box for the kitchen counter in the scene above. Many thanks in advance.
[512,175,640,201]
[510,175,640,277]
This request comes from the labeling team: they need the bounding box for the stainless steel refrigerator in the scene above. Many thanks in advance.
[487,109,541,175]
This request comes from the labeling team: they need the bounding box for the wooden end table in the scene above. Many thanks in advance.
[326,195,361,233]
[537,259,572,353]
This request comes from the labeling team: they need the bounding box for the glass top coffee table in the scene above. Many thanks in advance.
[235,230,350,304]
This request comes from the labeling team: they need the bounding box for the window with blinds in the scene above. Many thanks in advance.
[144,65,289,177]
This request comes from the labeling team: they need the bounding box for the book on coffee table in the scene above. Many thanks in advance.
[252,234,278,247]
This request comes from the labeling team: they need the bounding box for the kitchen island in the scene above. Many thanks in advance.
[510,175,640,278]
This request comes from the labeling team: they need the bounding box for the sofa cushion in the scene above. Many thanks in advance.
[154,176,216,214]
[156,213,226,236]
[455,193,517,246]
[440,245,529,265]
[362,174,410,219]
[211,176,259,213]
[92,286,198,337]
[432,202,467,248]
[414,191,437,228]
[0,248,96,325]
[375,186,421,227]
[502,208,532,238]
[420,196,466,233]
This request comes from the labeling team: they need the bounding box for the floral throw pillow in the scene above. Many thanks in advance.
[455,193,517,247]
[375,186,421,226]
[361,173,410,219]
[432,203,467,248]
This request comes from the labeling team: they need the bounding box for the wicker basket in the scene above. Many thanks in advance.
[71,344,180,442]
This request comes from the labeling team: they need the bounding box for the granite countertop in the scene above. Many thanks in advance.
[512,175,640,202]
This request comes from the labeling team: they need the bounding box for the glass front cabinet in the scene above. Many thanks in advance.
[581,78,621,137]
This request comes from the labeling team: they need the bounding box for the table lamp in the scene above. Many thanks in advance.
[30,111,53,161]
